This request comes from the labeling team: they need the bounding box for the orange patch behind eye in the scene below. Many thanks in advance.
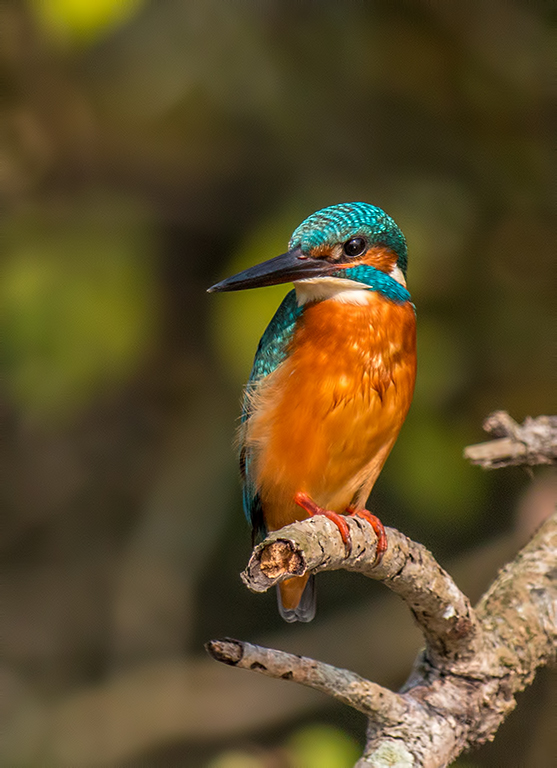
[359,246,398,272]
[309,244,399,271]
[334,245,397,272]
[309,244,335,258]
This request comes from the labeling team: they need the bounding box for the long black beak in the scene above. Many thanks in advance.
[207,247,333,293]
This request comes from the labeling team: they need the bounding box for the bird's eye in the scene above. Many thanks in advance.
[343,237,367,258]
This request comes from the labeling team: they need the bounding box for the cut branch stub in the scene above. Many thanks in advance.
[259,539,306,579]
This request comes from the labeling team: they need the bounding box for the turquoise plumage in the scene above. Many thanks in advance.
[289,203,408,275]
[240,290,302,537]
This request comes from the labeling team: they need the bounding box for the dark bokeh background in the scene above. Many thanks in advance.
[2,2,555,767]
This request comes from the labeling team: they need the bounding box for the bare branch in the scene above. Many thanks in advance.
[242,518,481,668]
[6,532,524,766]
[369,511,557,765]
[464,411,557,469]
[206,638,408,723]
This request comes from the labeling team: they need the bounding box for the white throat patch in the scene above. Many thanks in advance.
[390,264,407,287]
[294,276,371,306]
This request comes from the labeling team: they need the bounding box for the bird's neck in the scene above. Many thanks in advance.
[294,277,371,305]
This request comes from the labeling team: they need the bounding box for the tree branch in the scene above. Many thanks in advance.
[464,411,557,469]
[242,519,481,669]
[208,415,557,766]
[213,512,556,766]
[206,638,408,723]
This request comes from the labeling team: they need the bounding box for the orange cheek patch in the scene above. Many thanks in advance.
[346,246,398,273]
[308,245,398,272]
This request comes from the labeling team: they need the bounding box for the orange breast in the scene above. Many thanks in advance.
[245,293,416,532]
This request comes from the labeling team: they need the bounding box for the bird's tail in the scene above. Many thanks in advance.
[277,574,316,623]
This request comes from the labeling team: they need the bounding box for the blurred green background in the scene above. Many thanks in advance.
[2,2,555,767]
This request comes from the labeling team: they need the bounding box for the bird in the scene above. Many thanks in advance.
[208,202,416,622]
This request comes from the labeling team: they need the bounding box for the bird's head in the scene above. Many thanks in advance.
[208,203,408,301]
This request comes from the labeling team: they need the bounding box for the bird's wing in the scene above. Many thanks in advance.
[239,289,303,538]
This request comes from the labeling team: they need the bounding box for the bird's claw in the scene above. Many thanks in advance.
[294,492,353,555]
[294,493,388,563]
[347,507,387,565]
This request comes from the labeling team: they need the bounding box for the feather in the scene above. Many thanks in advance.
[277,574,316,623]
[239,290,303,529]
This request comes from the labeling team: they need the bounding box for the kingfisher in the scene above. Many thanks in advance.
[208,203,416,622]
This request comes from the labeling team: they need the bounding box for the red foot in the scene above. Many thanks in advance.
[294,493,388,564]
[294,492,352,554]
[347,507,388,564]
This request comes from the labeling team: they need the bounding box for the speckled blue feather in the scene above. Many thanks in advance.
[289,202,408,276]
[247,290,303,388]
[241,290,302,529]
[333,264,412,304]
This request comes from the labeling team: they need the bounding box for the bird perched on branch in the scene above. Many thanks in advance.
[209,203,416,622]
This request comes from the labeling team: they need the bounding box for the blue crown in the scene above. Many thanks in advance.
[289,202,408,276]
